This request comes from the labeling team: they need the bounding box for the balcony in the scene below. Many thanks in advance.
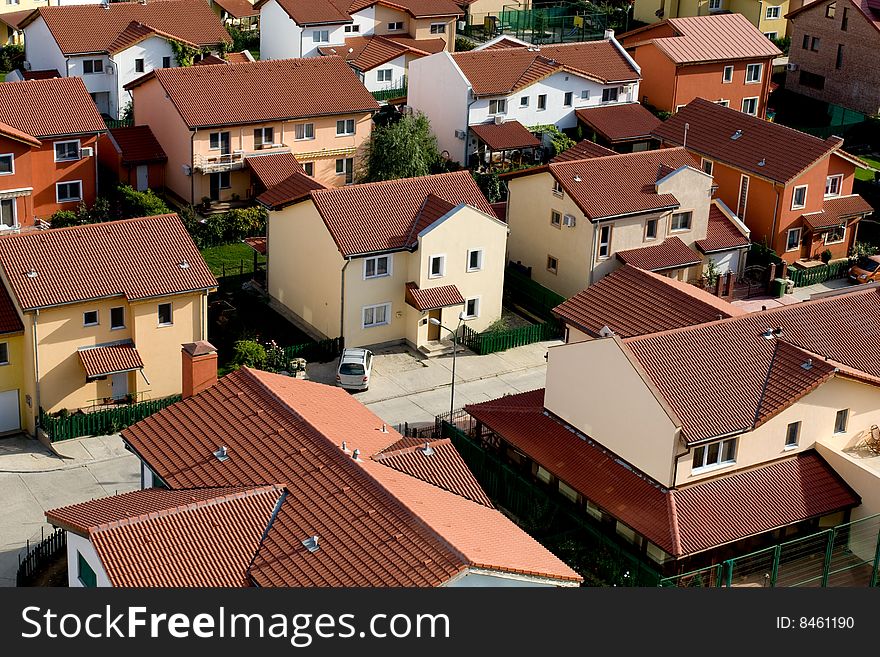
[193,143,292,173]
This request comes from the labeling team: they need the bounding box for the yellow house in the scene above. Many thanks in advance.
[0,214,217,437]
[125,57,379,207]
[259,170,508,352]
[0,283,25,434]
[632,1,791,39]
[0,5,42,46]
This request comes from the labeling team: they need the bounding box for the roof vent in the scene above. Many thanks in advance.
[25,268,38,279]
[573,174,581,182]
[341,440,349,453]
[302,535,320,552]
[420,441,435,457]
[762,328,774,340]
[801,358,813,370]
[731,129,743,141]
[178,259,190,270]
[213,445,229,462]
[773,326,783,337]
[380,423,388,433]
[758,158,766,167]
[352,448,361,461]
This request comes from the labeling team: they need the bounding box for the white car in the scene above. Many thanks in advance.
[336,348,373,391]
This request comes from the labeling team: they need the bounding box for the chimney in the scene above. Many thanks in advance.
[182,340,218,399]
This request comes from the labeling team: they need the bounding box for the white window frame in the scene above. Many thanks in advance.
[766,5,781,19]
[0,341,7,366]
[208,131,227,150]
[645,217,658,240]
[362,302,391,329]
[791,184,808,210]
[597,224,612,260]
[708,0,721,9]
[834,409,849,434]
[303,161,314,176]
[520,95,529,107]
[552,180,563,197]
[784,421,800,449]
[764,32,778,40]
[601,87,618,103]
[670,210,692,232]
[692,437,737,472]
[336,119,355,136]
[537,94,547,111]
[294,123,315,141]
[466,248,483,272]
[313,30,330,43]
[581,90,590,100]
[363,254,392,279]
[745,63,763,84]
[825,174,843,197]
[158,302,173,326]
[488,98,507,115]
[377,68,393,83]
[716,99,730,108]
[56,180,82,203]
[83,310,99,327]
[134,58,145,73]
[214,171,231,190]
[741,97,759,116]
[428,254,446,279]
[254,126,274,147]
[550,209,562,228]
[335,157,354,184]
[54,139,81,162]
[786,227,802,252]
[344,24,360,33]
[824,224,846,245]
[0,153,13,175]
[0,197,16,229]
[547,254,558,274]
[388,21,404,31]
[83,59,103,75]
[429,22,446,34]
[737,174,750,219]
[563,91,573,107]
[722,65,733,83]
[464,296,480,319]
[110,306,125,330]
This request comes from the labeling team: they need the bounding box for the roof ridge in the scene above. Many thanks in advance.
[0,213,179,242]
[550,145,687,168]
[666,490,683,557]
[751,339,785,430]
[311,169,471,196]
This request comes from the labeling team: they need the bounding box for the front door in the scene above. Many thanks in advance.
[427,309,441,341]
[111,372,128,401]
[210,172,221,201]
[135,165,149,191]
[219,131,231,155]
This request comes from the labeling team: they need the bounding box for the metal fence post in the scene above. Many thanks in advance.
[770,544,781,587]
[821,529,835,587]
[870,526,880,588]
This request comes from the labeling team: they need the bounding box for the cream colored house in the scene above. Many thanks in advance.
[503,146,750,298]
[0,214,217,437]
[259,170,507,352]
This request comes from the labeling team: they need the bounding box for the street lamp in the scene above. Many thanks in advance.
[429,311,467,421]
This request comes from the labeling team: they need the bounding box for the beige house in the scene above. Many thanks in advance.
[259,170,507,352]
[503,147,750,299]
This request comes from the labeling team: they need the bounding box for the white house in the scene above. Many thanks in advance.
[407,33,642,166]
[20,1,231,118]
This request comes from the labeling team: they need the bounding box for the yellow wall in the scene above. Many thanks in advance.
[374,5,411,35]
[0,332,26,430]
[411,17,455,50]
[632,0,790,37]
[815,442,880,529]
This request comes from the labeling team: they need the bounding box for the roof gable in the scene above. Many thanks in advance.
[0,77,106,138]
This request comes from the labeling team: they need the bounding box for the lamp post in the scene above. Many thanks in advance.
[429,311,467,421]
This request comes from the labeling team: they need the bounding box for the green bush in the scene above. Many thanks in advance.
[455,37,476,51]
[821,249,833,264]
[850,241,879,260]
[231,340,267,369]
[117,185,170,219]
[0,44,24,72]
[227,25,259,53]
[472,171,506,203]
[47,210,81,228]
[359,111,440,181]
[529,124,575,157]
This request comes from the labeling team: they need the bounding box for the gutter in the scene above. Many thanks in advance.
[340,257,350,338]
[190,129,196,205]
[31,311,40,431]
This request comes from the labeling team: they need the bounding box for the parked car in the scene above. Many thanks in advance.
[849,255,880,284]
[336,348,373,391]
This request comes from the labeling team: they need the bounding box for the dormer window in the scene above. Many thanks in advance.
[692,437,737,472]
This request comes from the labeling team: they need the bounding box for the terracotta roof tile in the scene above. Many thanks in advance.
[536,41,641,83]
[616,236,704,271]
[245,152,302,189]
[0,120,41,147]
[256,168,326,209]
[244,236,266,255]
[78,342,144,379]
[480,36,530,50]
[553,264,742,338]
[264,0,460,25]
[405,281,465,311]
[134,57,379,128]
[801,194,874,230]
[224,50,254,63]
[21,69,61,81]
[0,214,217,311]
[107,125,167,165]
[383,35,447,53]
[0,77,105,138]
[470,120,541,150]
[695,202,750,253]
[550,139,616,163]
[319,35,441,71]
[575,103,661,143]
[0,9,35,30]
[361,0,461,17]
[214,0,259,18]
[0,283,22,334]
[106,21,156,54]
[652,98,846,183]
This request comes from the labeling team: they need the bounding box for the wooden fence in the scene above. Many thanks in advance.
[17,527,66,587]
[40,395,181,443]
[504,265,567,320]
[460,320,563,355]
[283,336,345,363]
[787,261,851,287]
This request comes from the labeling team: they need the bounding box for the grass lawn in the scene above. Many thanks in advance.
[855,157,880,182]
[200,242,264,277]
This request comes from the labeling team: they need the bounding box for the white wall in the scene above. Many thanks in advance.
[260,0,305,59]
[23,17,67,77]
[348,5,377,36]
[362,54,406,93]
[447,570,563,587]
[113,36,176,119]
[66,532,113,588]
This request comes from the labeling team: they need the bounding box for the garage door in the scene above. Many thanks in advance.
[0,390,20,433]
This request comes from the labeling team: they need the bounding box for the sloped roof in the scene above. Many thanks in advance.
[0,120,41,147]
[575,103,661,143]
[0,9,36,30]
[21,69,61,81]
[471,120,541,150]
[0,283,23,334]
[550,139,616,163]
[261,0,461,24]
[787,0,880,34]
[78,342,144,379]
[107,125,167,165]
[0,77,106,138]
[256,167,326,209]
[26,1,231,55]
[694,202,751,253]
[616,237,704,271]
[214,0,259,18]
[319,34,444,71]
[801,194,874,230]
[245,152,302,189]
[0,214,217,311]
[129,57,379,128]
[405,281,465,311]
[553,264,743,338]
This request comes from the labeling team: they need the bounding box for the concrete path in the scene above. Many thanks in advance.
[731,277,857,312]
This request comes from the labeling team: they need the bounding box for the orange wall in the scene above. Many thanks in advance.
[0,136,37,228]
[97,134,166,191]
[631,43,677,112]
[31,135,99,220]
[674,59,773,117]
[827,153,856,197]
[620,24,679,45]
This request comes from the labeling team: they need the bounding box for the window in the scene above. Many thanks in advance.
[552,180,563,197]
[362,302,390,328]
[537,94,547,110]
[597,224,612,259]
[716,99,729,107]
[792,185,808,209]
[765,32,778,40]
[520,96,529,107]
[467,249,483,272]
[0,198,15,228]
[799,70,825,90]
[745,63,762,83]
[737,174,749,219]
[294,123,315,140]
[158,303,173,326]
[842,7,849,30]
[601,87,618,103]
[429,22,446,34]
[825,174,842,197]
[313,30,329,43]
[335,157,354,184]
[377,68,393,82]
[83,59,103,74]
[670,211,692,231]
[56,181,82,203]
[824,224,846,245]
[83,310,98,326]
[558,480,578,504]
[701,158,713,176]
[254,126,274,147]
[546,255,558,274]
[785,421,800,448]
[826,1,836,18]
[215,171,231,189]
[208,132,229,150]
[742,97,758,115]
[810,36,821,51]
[388,21,404,30]
[364,255,391,279]
[834,409,849,434]
[54,140,80,162]
[429,254,446,278]
[708,0,721,9]
[692,437,737,470]
[135,58,144,73]
[550,209,562,227]
[488,99,506,115]
[786,227,802,251]
[722,65,733,83]
[344,24,360,33]
[0,342,7,365]
[77,553,97,588]
[0,153,12,175]
[162,56,171,68]
[581,90,590,100]
[645,218,658,240]
[802,34,810,50]
[836,43,843,69]
[766,5,781,18]
[563,91,573,107]
[302,162,314,176]
[336,119,355,135]
[110,306,125,330]
[464,297,480,319]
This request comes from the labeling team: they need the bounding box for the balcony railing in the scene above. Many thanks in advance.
[372,76,407,102]
[193,144,292,173]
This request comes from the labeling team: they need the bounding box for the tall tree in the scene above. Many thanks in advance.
[359,111,440,182]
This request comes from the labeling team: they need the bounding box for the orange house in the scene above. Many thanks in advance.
[0,78,106,226]
[653,98,872,265]
[98,126,167,192]
[619,14,780,118]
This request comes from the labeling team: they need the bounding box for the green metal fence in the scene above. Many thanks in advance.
[787,261,851,287]
[660,513,880,588]
[460,4,624,45]
[104,117,134,129]
[283,336,344,363]
[372,80,407,102]
[39,395,181,443]
[505,265,567,320]
[460,319,563,355]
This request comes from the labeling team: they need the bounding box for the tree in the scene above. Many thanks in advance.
[359,111,440,182]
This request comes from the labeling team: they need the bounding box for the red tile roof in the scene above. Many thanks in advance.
[78,342,144,379]
[480,36,530,50]
[405,281,465,311]
[21,69,62,81]
[0,283,23,335]
[553,264,743,338]
[490,201,507,222]
[652,98,849,184]
[0,214,217,311]
[319,35,443,71]
[256,168,326,209]
[550,139,616,163]
[383,35,447,53]
[620,14,780,64]
[107,21,157,54]
[0,77,106,138]
[695,202,750,253]
[245,152,302,189]
[224,50,254,63]
[214,0,259,18]
[465,390,859,557]
[107,125,167,165]
[470,120,541,151]
[308,170,495,256]
[244,236,266,255]
[623,286,880,443]
[575,103,661,143]
[0,121,41,147]
[801,194,874,230]
[0,9,34,30]
[616,237,704,271]
[262,0,461,24]
[130,57,380,128]
[25,1,231,55]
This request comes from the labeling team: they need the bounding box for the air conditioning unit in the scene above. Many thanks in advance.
[22,61,31,70]
[106,65,114,75]
[494,115,504,125]
[182,164,192,176]
[79,147,94,157]
[454,129,466,140]
[562,214,576,227]
[786,62,799,71]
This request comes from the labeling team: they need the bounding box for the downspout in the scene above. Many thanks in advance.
[190,129,196,205]
[769,183,781,251]
[340,257,350,338]
[465,86,477,166]
[31,311,40,433]
[93,136,99,197]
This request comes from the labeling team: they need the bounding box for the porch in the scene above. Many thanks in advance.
[469,120,542,172]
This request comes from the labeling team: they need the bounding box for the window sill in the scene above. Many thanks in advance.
[691,460,736,475]
[428,274,444,280]
[466,268,481,273]
[552,191,563,198]
[54,159,81,164]
[110,327,126,331]
[363,323,390,329]
[158,323,174,327]
[791,206,806,211]
[783,444,799,451]
[669,228,691,233]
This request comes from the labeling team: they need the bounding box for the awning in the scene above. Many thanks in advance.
[616,237,703,272]
[576,103,661,144]
[405,282,465,311]
[243,236,266,255]
[78,342,144,379]
[470,121,541,151]
[802,195,873,231]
